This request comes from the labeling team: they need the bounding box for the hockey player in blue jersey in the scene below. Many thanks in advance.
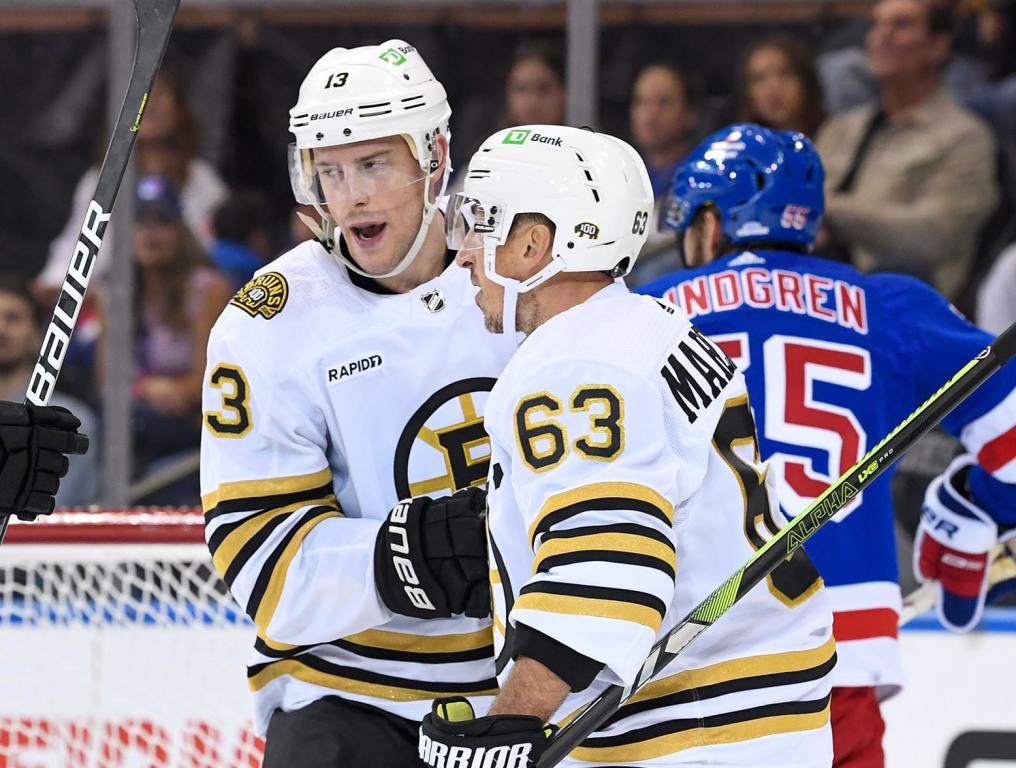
[638,124,1016,768]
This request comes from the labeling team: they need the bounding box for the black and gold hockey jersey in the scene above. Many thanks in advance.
[485,282,835,765]
[201,240,513,733]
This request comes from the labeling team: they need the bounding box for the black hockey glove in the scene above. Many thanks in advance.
[374,486,490,619]
[0,401,89,521]
[419,698,554,768]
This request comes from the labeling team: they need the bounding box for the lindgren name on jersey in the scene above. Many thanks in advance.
[327,353,384,384]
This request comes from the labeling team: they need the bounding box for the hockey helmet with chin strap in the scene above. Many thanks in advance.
[446,125,654,295]
[662,123,824,250]
[288,40,451,279]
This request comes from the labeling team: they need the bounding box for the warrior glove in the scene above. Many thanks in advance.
[419,698,554,768]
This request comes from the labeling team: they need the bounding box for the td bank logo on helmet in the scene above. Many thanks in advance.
[502,129,563,147]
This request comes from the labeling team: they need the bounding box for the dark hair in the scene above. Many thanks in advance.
[736,36,826,138]
[509,212,557,238]
[213,190,272,243]
[0,276,44,328]
[633,61,702,111]
[926,0,957,36]
[140,68,201,186]
[507,40,565,88]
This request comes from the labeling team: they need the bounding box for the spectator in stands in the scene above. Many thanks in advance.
[978,242,1016,334]
[738,36,826,137]
[36,71,228,294]
[106,175,231,473]
[816,0,999,301]
[503,40,566,127]
[0,278,97,506]
[626,61,701,286]
[960,0,1016,197]
[210,191,274,290]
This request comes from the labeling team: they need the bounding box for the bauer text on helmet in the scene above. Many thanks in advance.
[288,40,452,280]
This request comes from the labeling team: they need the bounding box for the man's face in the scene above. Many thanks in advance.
[0,292,39,372]
[681,210,717,269]
[745,46,805,131]
[316,135,434,276]
[456,230,508,333]
[505,58,565,126]
[630,67,694,156]
[867,0,947,83]
[133,216,183,268]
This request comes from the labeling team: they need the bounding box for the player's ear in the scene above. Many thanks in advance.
[524,222,554,266]
[431,133,450,182]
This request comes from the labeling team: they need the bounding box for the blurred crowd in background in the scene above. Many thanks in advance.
[0,0,1013,507]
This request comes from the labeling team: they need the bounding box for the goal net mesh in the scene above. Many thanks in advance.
[0,509,264,767]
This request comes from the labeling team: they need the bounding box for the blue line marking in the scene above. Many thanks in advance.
[902,606,1016,633]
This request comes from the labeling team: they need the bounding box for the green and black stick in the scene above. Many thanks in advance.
[539,321,1016,767]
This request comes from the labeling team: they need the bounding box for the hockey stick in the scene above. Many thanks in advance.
[0,0,179,547]
[539,320,1016,767]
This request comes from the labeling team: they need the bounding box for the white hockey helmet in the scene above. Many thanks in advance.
[288,40,451,279]
[447,125,653,293]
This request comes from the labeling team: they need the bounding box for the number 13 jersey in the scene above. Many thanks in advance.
[484,282,834,765]
[200,239,513,733]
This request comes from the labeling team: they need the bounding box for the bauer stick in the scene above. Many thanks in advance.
[539,321,1016,767]
[0,0,179,547]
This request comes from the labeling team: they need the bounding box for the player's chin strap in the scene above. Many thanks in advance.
[300,163,448,280]
[483,236,563,347]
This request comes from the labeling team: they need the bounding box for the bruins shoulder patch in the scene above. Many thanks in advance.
[230,272,288,320]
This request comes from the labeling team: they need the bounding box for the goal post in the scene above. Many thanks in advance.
[0,508,263,767]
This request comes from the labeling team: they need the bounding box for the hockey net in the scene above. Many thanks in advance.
[0,508,264,768]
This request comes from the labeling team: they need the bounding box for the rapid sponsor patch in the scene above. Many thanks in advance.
[230,272,289,320]
[327,353,384,384]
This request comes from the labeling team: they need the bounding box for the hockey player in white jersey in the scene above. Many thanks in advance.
[417,126,835,767]
[200,42,514,766]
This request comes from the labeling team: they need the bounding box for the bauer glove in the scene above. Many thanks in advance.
[374,486,490,619]
[0,401,89,521]
[915,455,1006,632]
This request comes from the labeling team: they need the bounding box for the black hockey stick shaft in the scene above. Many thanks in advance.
[0,0,179,546]
[539,320,1016,767]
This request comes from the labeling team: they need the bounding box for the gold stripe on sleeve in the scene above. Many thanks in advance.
[343,627,495,655]
[514,592,663,633]
[202,466,334,511]
[533,531,676,574]
[570,702,830,762]
[528,482,674,545]
[210,496,337,579]
[254,509,344,631]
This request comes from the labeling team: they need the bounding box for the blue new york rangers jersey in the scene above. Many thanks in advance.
[639,250,1016,695]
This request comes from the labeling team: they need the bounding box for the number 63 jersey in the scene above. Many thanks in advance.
[484,282,834,765]
[200,239,512,734]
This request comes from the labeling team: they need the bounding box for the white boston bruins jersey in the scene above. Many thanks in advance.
[485,282,834,765]
[200,240,513,733]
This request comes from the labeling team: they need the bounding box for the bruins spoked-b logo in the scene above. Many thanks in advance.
[394,378,496,499]
[230,272,289,320]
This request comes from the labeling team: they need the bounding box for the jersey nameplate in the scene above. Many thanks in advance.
[230,272,289,320]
